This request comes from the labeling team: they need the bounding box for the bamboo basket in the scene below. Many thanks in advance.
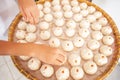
[8,0,120,80]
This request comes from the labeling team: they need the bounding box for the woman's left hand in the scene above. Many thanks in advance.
[18,0,39,24]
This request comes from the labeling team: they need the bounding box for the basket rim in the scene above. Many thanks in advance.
[8,0,120,80]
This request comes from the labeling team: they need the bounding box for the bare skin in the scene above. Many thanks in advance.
[0,40,67,65]
[1,0,67,65]
[18,0,39,24]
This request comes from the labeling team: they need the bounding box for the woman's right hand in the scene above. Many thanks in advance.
[0,40,67,66]
[30,44,67,65]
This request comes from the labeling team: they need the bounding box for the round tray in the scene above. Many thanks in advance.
[8,0,120,80]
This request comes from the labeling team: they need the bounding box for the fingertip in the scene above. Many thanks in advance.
[21,13,27,21]
[35,18,39,24]
[26,17,29,22]
[33,17,39,24]
[29,17,34,24]
[20,7,27,21]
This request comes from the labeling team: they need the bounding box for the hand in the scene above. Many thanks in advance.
[30,44,67,65]
[18,0,39,24]
[0,41,66,66]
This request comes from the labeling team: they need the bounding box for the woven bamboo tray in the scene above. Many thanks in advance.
[8,0,120,80]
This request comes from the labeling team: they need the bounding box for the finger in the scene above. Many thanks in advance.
[20,7,27,21]
[58,54,66,61]
[30,6,39,24]
[56,54,66,65]
[55,59,64,65]
[25,8,34,24]
[34,6,39,23]
[29,11,35,24]
[33,6,39,24]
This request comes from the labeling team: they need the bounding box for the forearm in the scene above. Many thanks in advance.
[0,40,32,56]
[0,40,15,55]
